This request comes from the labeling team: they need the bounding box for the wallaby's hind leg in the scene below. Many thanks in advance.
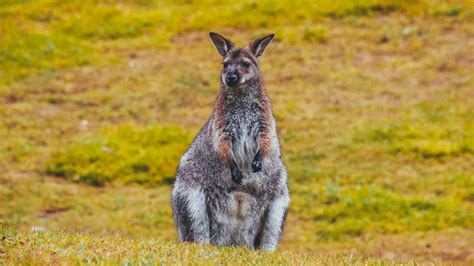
[255,195,289,251]
[172,193,194,242]
[254,169,290,251]
[172,185,210,243]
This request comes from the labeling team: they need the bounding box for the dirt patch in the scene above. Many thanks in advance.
[38,207,69,218]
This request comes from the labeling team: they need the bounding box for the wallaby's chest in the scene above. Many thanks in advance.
[226,100,261,130]
[226,104,262,168]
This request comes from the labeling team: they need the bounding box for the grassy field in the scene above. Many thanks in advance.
[1,0,474,264]
[1,230,407,265]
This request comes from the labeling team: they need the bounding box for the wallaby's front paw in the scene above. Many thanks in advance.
[230,165,243,185]
[251,158,262,172]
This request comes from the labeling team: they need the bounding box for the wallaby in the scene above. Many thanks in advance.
[172,32,289,251]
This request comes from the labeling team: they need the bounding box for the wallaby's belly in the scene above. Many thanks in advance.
[210,191,261,246]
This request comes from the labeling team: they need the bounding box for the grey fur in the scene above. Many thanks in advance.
[172,33,289,251]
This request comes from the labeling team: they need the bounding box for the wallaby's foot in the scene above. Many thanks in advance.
[251,150,262,173]
[230,160,243,185]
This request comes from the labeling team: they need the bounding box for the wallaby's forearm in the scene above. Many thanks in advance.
[258,129,272,157]
[217,137,232,162]
[251,127,272,173]
[217,137,243,184]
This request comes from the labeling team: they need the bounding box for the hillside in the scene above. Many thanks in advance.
[1,0,473,264]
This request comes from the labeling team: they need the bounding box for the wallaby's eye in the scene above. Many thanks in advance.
[241,62,251,68]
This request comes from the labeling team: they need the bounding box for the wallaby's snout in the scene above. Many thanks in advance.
[221,56,253,88]
[224,67,240,87]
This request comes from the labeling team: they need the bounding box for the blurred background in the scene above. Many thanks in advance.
[1,0,473,264]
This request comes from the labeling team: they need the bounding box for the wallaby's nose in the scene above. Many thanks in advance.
[225,73,239,87]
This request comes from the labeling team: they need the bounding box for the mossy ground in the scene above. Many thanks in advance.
[1,0,474,264]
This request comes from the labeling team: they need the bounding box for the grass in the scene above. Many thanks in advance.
[353,101,474,158]
[1,0,474,264]
[1,230,404,265]
[46,125,192,186]
[1,0,474,84]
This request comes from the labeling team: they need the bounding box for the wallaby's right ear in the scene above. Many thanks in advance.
[209,32,234,57]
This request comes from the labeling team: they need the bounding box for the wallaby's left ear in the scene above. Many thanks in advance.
[249,34,275,58]
[209,32,235,57]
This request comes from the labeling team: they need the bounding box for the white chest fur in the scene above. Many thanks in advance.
[231,119,259,170]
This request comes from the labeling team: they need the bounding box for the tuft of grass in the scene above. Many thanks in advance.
[57,5,161,40]
[303,25,328,43]
[46,125,192,186]
[0,32,93,82]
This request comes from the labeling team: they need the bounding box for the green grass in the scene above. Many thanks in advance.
[293,183,473,239]
[1,0,473,84]
[1,0,474,264]
[0,230,403,265]
[46,125,192,186]
[353,101,474,159]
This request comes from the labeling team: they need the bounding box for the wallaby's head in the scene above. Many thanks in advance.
[209,32,274,88]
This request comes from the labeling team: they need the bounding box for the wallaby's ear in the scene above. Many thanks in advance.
[209,32,235,57]
[249,34,275,58]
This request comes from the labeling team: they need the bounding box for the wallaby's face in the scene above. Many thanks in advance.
[221,49,257,87]
[209,32,274,88]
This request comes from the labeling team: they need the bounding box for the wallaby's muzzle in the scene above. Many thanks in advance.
[225,72,240,87]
